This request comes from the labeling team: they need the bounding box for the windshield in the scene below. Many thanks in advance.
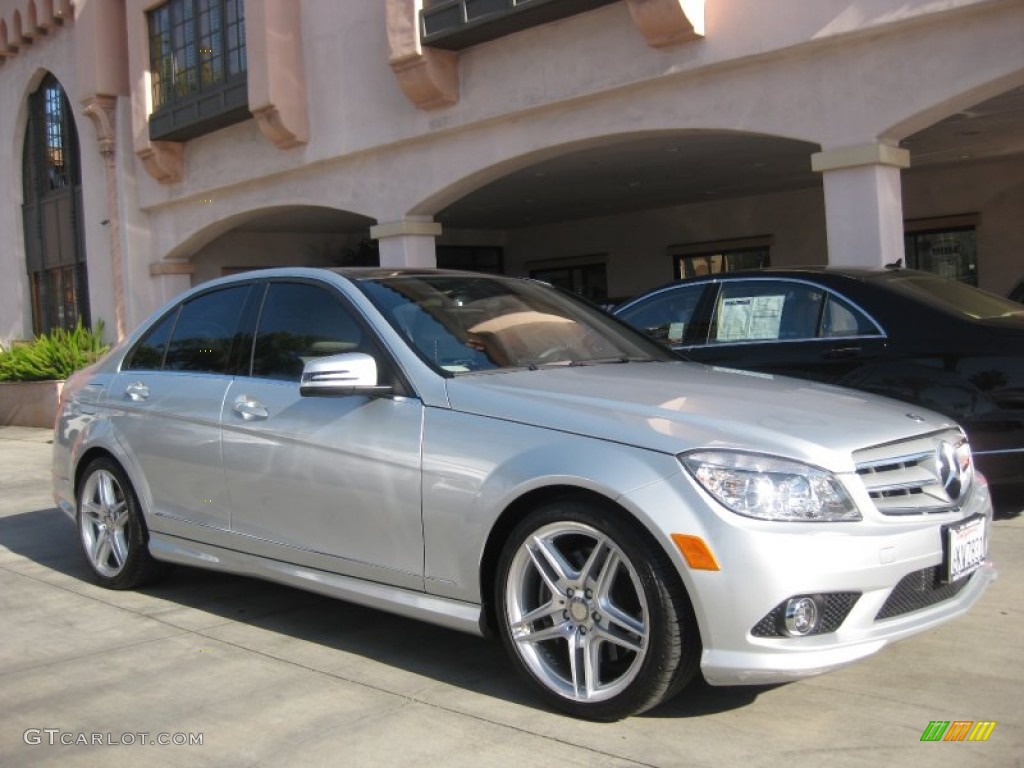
[356,273,674,374]
[882,272,1024,321]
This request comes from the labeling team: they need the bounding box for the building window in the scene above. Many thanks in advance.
[421,0,618,50]
[904,225,978,286]
[22,74,90,335]
[530,258,608,303]
[147,0,248,141]
[436,245,504,274]
[670,237,772,279]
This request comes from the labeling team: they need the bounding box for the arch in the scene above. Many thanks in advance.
[884,71,1024,144]
[159,205,377,265]
[407,129,821,224]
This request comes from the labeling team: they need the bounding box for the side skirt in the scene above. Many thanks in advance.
[148,533,486,637]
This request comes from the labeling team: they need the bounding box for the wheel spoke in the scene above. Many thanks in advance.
[513,619,571,645]
[98,472,119,512]
[594,622,645,653]
[511,600,563,631]
[82,503,103,527]
[584,632,603,696]
[93,529,112,567]
[526,535,574,595]
[567,630,599,699]
[109,531,129,568]
[601,600,647,640]
[593,549,622,602]
[109,504,130,531]
[578,536,612,587]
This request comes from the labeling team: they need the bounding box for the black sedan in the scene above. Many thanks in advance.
[614,267,1024,499]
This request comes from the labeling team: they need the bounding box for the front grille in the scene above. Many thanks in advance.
[875,566,973,620]
[751,592,861,637]
[854,429,973,516]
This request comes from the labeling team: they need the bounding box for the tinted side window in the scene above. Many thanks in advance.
[711,281,825,343]
[251,283,367,382]
[821,293,880,337]
[617,284,707,344]
[164,285,250,373]
[123,310,177,370]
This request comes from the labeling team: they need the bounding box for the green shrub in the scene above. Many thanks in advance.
[0,321,109,382]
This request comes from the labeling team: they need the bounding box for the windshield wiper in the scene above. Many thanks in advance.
[568,356,655,367]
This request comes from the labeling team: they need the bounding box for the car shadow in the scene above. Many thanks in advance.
[0,506,784,719]
[992,492,1022,520]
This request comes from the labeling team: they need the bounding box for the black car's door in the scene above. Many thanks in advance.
[677,278,887,383]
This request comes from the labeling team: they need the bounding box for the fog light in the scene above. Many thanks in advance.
[783,596,820,636]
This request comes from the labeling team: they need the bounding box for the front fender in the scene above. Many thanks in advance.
[420,407,683,603]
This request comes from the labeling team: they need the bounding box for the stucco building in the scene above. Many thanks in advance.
[1,0,1022,343]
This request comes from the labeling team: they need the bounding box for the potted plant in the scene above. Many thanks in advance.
[0,321,109,428]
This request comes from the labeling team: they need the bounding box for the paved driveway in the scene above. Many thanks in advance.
[0,427,1020,767]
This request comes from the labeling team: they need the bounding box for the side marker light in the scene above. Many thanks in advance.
[671,534,720,571]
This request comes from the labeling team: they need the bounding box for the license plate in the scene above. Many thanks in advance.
[944,515,986,583]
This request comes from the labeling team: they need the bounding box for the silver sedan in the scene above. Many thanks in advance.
[53,268,995,720]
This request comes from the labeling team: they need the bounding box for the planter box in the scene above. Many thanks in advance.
[0,380,64,428]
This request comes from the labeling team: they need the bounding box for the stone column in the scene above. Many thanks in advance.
[370,218,442,268]
[148,261,194,305]
[811,143,910,270]
[82,94,127,341]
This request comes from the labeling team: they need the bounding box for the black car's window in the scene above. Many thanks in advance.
[250,282,368,382]
[821,293,880,337]
[163,285,250,373]
[711,281,825,343]
[616,284,706,344]
[123,310,177,370]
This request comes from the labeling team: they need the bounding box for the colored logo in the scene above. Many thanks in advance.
[921,721,996,742]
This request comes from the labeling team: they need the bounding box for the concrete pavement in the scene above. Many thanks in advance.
[0,426,1020,767]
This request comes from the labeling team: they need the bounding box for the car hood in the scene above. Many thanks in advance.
[444,361,957,473]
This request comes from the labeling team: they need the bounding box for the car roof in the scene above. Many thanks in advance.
[696,266,901,281]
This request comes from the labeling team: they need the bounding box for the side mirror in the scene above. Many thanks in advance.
[299,352,393,397]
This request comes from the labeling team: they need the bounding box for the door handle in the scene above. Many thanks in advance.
[233,395,269,421]
[824,345,862,360]
[125,381,150,401]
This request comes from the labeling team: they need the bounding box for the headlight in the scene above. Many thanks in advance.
[680,451,861,522]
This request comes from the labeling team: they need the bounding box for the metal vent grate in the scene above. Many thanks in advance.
[854,430,973,516]
[875,566,973,620]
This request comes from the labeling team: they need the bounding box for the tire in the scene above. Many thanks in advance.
[76,457,164,590]
[495,497,700,720]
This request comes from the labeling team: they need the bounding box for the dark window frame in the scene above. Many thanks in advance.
[671,240,772,280]
[22,73,90,335]
[421,0,618,50]
[147,0,249,141]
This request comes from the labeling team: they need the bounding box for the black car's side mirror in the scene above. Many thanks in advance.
[299,352,394,397]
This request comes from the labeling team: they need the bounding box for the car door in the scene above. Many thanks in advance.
[108,283,253,530]
[220,280,425,589]
[678,279,887,382]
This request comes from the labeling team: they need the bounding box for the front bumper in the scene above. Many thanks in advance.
[620,469,997,687]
